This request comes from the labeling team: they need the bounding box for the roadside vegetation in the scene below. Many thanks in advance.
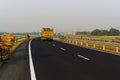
[55,28,120,43]
[91,28,120,36]
[54,28,120,54]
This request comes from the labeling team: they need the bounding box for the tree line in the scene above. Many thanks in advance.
[91,28,120,36]
[73,28,120,36]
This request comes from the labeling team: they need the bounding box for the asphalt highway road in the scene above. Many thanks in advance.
[0,40,30,80]
[1,37,120,80]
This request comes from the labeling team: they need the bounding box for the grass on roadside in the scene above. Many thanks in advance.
[10,39,26,55]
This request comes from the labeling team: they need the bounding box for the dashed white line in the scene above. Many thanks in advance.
[29,40,36,80]
[52,44,56,46]
[77,54,90,61]
[60,48,66,51]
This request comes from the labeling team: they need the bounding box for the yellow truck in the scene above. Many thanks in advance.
[0,34,15,65]
[41,28,54,41]
[0,34,15,46]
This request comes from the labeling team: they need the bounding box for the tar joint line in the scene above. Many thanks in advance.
[29,40,36,80]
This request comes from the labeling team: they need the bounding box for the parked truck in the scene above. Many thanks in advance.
[0,34,15,66]
[41,28,54,41]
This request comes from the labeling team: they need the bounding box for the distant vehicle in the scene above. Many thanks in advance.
[26,34,30,39]
[41,28,54,41]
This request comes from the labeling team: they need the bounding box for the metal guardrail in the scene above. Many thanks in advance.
[62,39,120,54]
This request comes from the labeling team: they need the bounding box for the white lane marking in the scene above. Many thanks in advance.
[77,55,90,61]
[29,40,37,80]
[52,44,56,46]
[60,48,66,51]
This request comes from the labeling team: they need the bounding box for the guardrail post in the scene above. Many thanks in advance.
[86,43,88,47]
[103,45,105,50]
[116,47,119,53]
[69,40,70,43]
[67,40,69,43]
[70,40,72,44]
[68,40,70,43]
[70,40,71,44]
[73,41,75,44]
[76,41,78,45]
[81,42,83,46]
[65,40,67,43]
[72,41,74,44]
[93,44,96,48]
[66,40,68,43]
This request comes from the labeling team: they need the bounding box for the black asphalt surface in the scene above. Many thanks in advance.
[1,37,120,80]
[31,38,120,80]
[0,40,30,80]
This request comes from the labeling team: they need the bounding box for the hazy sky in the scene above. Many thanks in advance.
[0,0,120,33]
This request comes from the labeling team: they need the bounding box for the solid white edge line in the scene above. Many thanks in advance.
[77,55,90,61]
[29,39,36,80]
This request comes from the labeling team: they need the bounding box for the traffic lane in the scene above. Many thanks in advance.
[0,40,30,80]
[53,40,120,79]
[51,41,120,77]
[52,40,120,66]
[31,38,119,80]
[31,38,98,80]
[38,39,120,80]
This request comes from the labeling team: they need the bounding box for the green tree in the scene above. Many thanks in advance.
[109,28,120,36]
[91,29,102,36]
[101,30,109,36]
